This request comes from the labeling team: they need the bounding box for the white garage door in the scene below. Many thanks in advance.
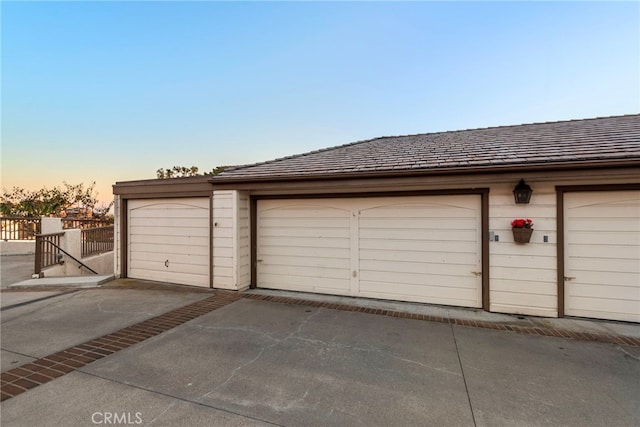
[257,195,482,308]
[128,198,210,287]
[564,191,640,322]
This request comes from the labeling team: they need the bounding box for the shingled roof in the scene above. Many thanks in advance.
[213,114,640,183]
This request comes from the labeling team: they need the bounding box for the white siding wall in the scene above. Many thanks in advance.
[212,190,235,289]
[237,191,251,290]
[212,190,250,290]
[489,181,558,317]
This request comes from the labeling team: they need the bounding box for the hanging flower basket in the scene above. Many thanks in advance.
[511,218,534,244]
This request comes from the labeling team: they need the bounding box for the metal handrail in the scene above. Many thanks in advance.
[35,232,64,273]
[37,238,98,275]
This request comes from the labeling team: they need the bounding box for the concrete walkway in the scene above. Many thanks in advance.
[0,254,34,289]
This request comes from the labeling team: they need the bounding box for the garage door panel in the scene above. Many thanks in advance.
[130,206,208,220]
[259,204,350,218]
[360,203,476,218]
[360,228,477,242]
[133,269,210,288]
[129,208,209,219]
[259,226,350,239]
[259,274,350,293]
[358,195,482,308]
[257,202,352,295]
[257,195,482,308]
[130,227,208,239]
[565,199,638,218]
[360,259,478,276]
[130,251,209,266]
[129,216,209,228]
[565,190,640,322]
[568,283,640,301]
[567,298,639,323]
[360,239,477,253]
[568,218,639,233]
[359,281,479,306]
[129,259,209,276]
[567,270,639,288]
[259,236,350,249]
[360,217,477,229]
[498,266,557,283]
[129,222,208,235]
[568,232,640,246]
[259,264,349,280]
[567,243,640,259]
[129,242,209,257]
[567,309,638,324]
[260,217,350,228]
[568,257,640,274]
[360,248,478,265]
[259,254,351,269]
[259,245,350,259]
[129,234,209,247]
[128,197,209,287]
[360,269,476,288]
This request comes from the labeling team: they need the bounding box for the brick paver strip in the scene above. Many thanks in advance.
[239,293,640,348]
[1,292,240,402]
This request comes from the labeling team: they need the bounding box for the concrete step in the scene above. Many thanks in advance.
[8,275,115,289]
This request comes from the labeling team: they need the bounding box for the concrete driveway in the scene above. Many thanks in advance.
[0,254,34,289]
[1,285,639,426]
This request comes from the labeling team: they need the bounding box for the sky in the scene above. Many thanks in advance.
[2,1,639,206]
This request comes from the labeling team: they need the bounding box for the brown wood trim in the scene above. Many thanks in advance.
[252,188,488,200]
[556,183,640,193]
[120,198,128,279]
[250,197,257,289]
[113,176,213,196]
[250,189,490,309]
[556,189,564,318]
[119,191,213,200]
[555,183,640,318]
[209,194,214,289]
[481,189,490,310]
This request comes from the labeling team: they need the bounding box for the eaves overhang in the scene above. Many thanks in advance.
[208,158,640,188]
[113,176,213,198]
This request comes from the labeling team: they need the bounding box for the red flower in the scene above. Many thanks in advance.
[511,218,534,228]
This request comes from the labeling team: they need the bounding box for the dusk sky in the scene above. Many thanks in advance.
[2,1,638,206]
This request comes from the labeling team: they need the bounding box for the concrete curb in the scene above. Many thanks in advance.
[8,275,115,289]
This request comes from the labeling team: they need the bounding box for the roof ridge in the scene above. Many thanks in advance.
[372,113,640,140]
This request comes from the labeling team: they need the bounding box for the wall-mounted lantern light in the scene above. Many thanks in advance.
[513,179,533,204]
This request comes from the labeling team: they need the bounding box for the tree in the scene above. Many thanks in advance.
[203,166,228,176]
[156,166,200,179]
[0,182,112,219]
[156,165,229,178]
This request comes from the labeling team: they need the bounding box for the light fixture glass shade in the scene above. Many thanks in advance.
[513,179,533,204]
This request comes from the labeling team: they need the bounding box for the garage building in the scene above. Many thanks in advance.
[113,114,640,322]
